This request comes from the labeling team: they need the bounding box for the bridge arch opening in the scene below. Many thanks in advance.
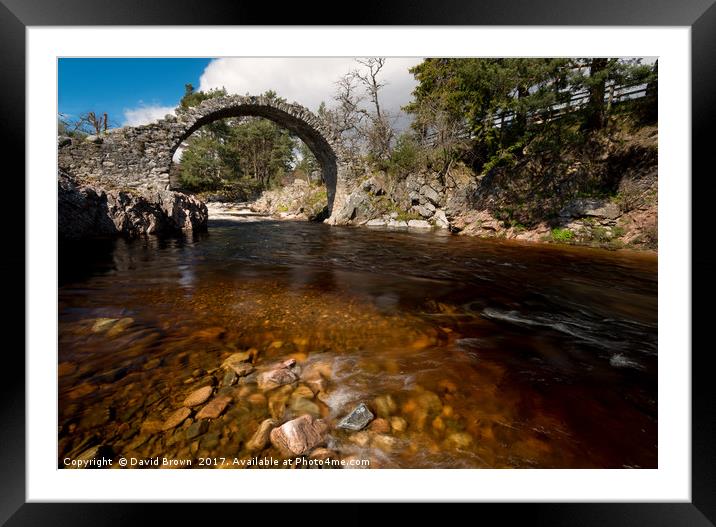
[166,98,338,214]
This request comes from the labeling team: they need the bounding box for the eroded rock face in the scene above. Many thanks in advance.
[269,415,329,456]
[58,170,207,240]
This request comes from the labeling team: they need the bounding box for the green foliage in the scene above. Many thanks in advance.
[550,227,574,242]
[404,58,658,174]
[177,89,298,195]
[295,141,320,178]
[180,84,227,109]
[387,132,421,178]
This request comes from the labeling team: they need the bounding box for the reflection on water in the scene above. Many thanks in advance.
[58,220,657,468]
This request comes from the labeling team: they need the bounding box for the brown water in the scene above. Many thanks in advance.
[58,218,657,468]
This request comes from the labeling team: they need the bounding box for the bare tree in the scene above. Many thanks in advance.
[353,58,394,161]
[59,111,112,136]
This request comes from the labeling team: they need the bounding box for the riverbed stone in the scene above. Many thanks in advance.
[185,419,208,440]
[291,385,315,400]
[268,385,293,419]
[162,407,192,431]
[348,431,371,447]
[222,352,254,373]
[68,383,97,400]
[106,317,134,337]
[246,418,277,451]
[291,397,321,418]
[247,392,267,407]
[371,433,399,452]
[257,363,298,391]
[446,432,474,449]
[368,418,391,433]
[374,395,397,418]
[91,318,119,333]
[183,386,213,407]
[195,395,232,419]
[309,448,339,461]
[337,402,374,431]
[269,415,329,456]
[221,370,238,387]
[390,416,408,433]
[58,362,77,377]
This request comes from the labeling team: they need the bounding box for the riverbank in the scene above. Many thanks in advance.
[241,124,657,252]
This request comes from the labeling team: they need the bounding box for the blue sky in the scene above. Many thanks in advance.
[59,58,212,127]
[58,58,422,129]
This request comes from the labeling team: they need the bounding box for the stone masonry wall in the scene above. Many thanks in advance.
[58,94,349,217]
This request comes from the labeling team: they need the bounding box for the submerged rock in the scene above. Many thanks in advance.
[291,397,321,418]
[183,386,213,407]
[196,395,232,419]
[309,448,339,461]
[390,416,408,433]
[337,403,374,431]
[369,418,391,433]
[162,408,191,431]
[257,362,298,391]
[269,415,329,456]
[222,351,254,376]
[185,419,208,440]
[246,418,277,452]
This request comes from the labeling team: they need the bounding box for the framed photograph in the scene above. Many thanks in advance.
[4,0,714,523]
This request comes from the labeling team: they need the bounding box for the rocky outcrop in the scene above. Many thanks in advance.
[58,170,207,241]
[250,179,329,221]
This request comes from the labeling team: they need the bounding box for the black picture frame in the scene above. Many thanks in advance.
[2,0,714,524]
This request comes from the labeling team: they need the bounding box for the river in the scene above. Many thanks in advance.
[58,214,657,468]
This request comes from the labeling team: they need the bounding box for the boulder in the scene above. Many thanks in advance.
[433,209,450,229]
[408,219,431,229]
[269,415,329,456]
[420,185,442,206]
[414,203,435,218]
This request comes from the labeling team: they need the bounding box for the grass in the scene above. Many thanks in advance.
[550,227,574,242]
[395,210,421,222]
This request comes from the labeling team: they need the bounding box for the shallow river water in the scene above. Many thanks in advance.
[58,217,657,468]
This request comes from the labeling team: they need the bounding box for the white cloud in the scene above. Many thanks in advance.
[123,104,176,126]
[198,57,423,117]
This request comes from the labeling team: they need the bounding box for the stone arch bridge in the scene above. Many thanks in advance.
[58,94,351,220]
